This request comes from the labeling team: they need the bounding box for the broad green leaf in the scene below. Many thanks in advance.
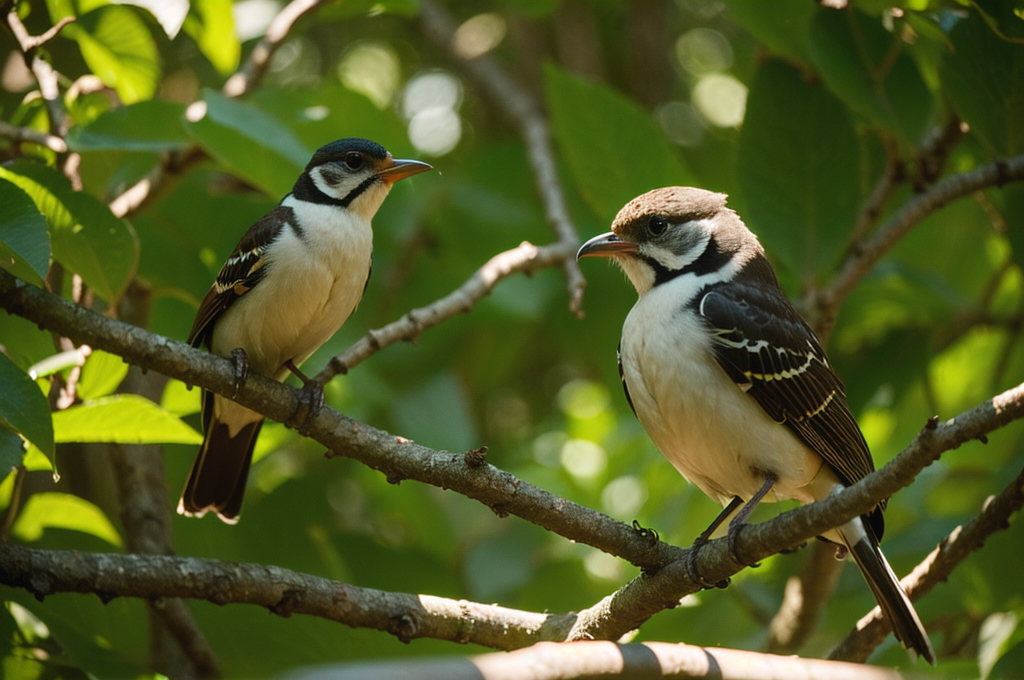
[0,178,50,285]
[724,1,813,65]
[942,12,1024,156]
[12,492,122,547]
[77,350,129,400]
[161,378,201,417]
[737,61,860,277]
[0,352,54,462]
[809,7,931,144]
[0,426,26,473]
[65,6,161,104]
[0,161,139,302]
[184,88,309,196]
[182,0,240,75]
[544,64,693,224]
[53,394,202,445]
[67,100,189,151]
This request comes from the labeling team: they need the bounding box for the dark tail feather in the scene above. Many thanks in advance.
[846,526,936,665]
[178,417,263,524]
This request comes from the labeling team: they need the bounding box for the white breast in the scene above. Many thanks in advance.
[620,277,826,507]
[212,199,373,380]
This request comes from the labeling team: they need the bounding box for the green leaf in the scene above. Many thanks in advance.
[77,350,129,400]
[942,11,1024,156]
[0,352,54,462]
[53,395,202,445]
[67,100,189,152]
[809,7,931,144]
[0,178,50,286]
[737,60,860,277]
[184,88,310,196]
[161,379,201,417]
[11,492,122,547]
[65,6,161,104]
[544,64,693,224]
[0,425,27,473]
[724,0,814,65]
[182,0,240,75]
[0,162,139,302]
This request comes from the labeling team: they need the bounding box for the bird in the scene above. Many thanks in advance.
[577,186,935,664]
[178,138,432,524]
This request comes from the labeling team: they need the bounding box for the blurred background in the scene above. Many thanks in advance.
[1,0,1023,677]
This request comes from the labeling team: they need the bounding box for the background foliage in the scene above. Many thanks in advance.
[1,0,1023,677]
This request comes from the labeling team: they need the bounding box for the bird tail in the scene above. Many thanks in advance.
[178,395,263,524]
[839,517,936,665]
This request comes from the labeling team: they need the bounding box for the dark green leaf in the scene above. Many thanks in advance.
[0,177,50,285]
[724,0,813,65]
[544,64,694,224]
[0,425,26,473]
[0,351,53,461]
[943,11,1024,156]
[810,7,931,144]
[67,100,190,152]
[737,60,860,277]
[65,6,161,104]
[0,162,139,302]
[184,89,310,196]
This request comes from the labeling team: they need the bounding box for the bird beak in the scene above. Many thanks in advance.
[378,158,433,184]
[576,232,639,260]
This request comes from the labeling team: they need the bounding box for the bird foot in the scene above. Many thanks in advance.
[684,536,730,590]
[631,519,660,548]
[287,378,324,431]
[230,348,249,398]
[833,544,849,561]
[727,522,760,569]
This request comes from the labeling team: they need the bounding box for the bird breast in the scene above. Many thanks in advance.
[212,203,373,379]
[619,278,825,507]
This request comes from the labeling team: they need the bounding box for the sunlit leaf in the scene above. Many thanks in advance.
[77,350,130,400]
[0,161,139,302]
[12,492,122,547]
[737,60,860,277]
[161,379,202,417]
[67,100,190,152]
[182,0,240,75]
[65,6,162,104]
[0,177,50,286]
[0,352,53,463]
[54,395,202,445]
[544,64,693,224]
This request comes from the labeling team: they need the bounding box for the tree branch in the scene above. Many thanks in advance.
[808,153,1024,333]
[315,240,575,383]
[5,10,73,136]
[0,120,68,152]
[4,268,1023,650]
[282,640,906,680]
[830,462,1024,663]
[418,0,586,315]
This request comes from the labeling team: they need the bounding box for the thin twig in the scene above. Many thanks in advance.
[315,240,575,383]
[830,462,1024,662]
[6,10,72,136]
[418,0,586,315]
[0,119,68,152]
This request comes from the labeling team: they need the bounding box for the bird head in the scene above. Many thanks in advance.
[577,187,759,296]
[301,138,433,222]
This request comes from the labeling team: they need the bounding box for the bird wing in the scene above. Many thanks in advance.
[187,209,284,349]
[695,280,877,497]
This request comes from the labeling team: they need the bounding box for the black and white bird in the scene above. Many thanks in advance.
[179,138,432,524]
[577,187,934,664]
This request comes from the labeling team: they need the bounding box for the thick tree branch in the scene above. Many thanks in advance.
[419,0,586,315]
[4,269,1023,650]
[282,640,905,680]
[315,240,576,383]
[830,463,1024,663]
[808,153,1024,333]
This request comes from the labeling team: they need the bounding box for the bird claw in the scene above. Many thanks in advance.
[727,522,760,569]
[230,348,249,398]
[287,378,324,431]
[631,519,660,547]
[684,537,729,590]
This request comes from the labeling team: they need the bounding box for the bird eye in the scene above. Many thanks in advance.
[344,152,364,170]
[648,216,667,235]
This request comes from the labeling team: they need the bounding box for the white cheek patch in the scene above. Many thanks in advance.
[311,165,363,202]
[641,221,712,272]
